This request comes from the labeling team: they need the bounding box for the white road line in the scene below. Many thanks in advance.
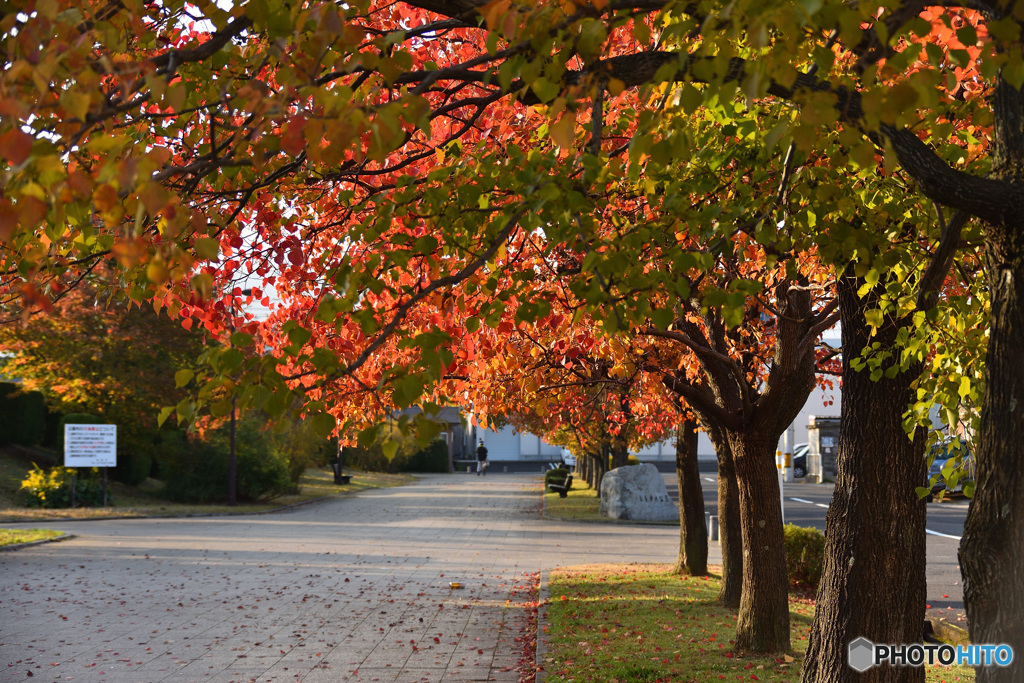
[926,529,963,541]
[703,477,715,483]
[815,503,829,508]
[789,498,815,505]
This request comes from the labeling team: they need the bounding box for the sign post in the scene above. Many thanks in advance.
[64,424,116,506]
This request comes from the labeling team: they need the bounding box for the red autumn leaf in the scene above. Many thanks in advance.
[0,129,32,165]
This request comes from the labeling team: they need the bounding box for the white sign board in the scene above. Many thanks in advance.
[64,424,117,467]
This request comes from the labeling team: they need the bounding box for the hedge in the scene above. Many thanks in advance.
[0,382,47,447]
[783,524,826,590]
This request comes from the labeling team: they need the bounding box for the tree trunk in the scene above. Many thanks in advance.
[960,225,1024,683]
[674,419,708,575]
[610,440,629,469]
[705,425,743,607]
[732,431,791,653]
[589,450,608,497]
[802,270,927,683]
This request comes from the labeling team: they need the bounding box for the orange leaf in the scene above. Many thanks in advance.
[481,0,511,31]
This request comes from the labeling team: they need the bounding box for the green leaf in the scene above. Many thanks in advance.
[193,237,220,261]
[287,325,312,349]
[414,235,439,254]
[309,412,336,438]
[210,399,233,418]
[382,440,399,462]
[174,369,194,388]
[231,332,253,347]
[864,309,884,329]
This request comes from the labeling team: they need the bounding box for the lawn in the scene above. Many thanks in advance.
[543,564,974,683]
[0,527,64,547]
[544,481,605,522]
[0,449,414,521]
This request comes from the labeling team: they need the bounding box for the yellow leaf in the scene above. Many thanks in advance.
[549,115,575,149]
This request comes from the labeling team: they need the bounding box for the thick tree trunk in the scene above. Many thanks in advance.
[674,419,708,575]
[802,271,927,683]
[960,226,1024,682]
[709,425,743,607]
[732,431,791,653]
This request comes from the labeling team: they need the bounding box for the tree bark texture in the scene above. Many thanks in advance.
[674,419,708,576]
[732,431,792,653]
[707,422,743,608]
[960,225,1024,683]
[801,270,927,683]
[955,43,1024,683]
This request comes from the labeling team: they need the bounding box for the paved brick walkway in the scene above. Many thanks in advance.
[0,474,683,682]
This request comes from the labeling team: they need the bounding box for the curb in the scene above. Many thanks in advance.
[535,569,550,683]
[0,494,340,524]
[0,476,422,524]
[0,532,76,552]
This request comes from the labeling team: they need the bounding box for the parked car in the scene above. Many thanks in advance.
[792,443,809,478]
[926,440,974,501]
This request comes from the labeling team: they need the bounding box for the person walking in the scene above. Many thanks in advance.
[476,440,489,475]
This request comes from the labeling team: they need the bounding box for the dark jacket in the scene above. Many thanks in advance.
[476,445,488,461]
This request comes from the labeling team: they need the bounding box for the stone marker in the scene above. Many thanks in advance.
[599,463,679,522]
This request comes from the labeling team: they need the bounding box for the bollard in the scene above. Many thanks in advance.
[708,515,719,542]
[503,465,507,473]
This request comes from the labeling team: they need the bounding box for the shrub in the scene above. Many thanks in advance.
[405,439,449,473]
[0,383,48,447]
[267,418,335,483]
[43,408,64,450]
[545,468,570,485]
[158,417,291,503]
[783,524,825,589]
[20,464,105,508]
[341,443,392,472]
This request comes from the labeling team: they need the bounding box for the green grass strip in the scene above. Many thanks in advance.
[544,564,973,682]
[0,527,63,547]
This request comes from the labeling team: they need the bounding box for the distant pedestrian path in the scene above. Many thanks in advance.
[0,473,678,682]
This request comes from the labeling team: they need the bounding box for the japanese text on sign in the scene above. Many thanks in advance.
[64,424,117,467]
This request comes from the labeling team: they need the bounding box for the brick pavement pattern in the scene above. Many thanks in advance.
[0,474,683,682]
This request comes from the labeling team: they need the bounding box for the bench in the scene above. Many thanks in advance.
[548,474,573,498]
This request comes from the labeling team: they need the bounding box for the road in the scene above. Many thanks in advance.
[0,474,678,683]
